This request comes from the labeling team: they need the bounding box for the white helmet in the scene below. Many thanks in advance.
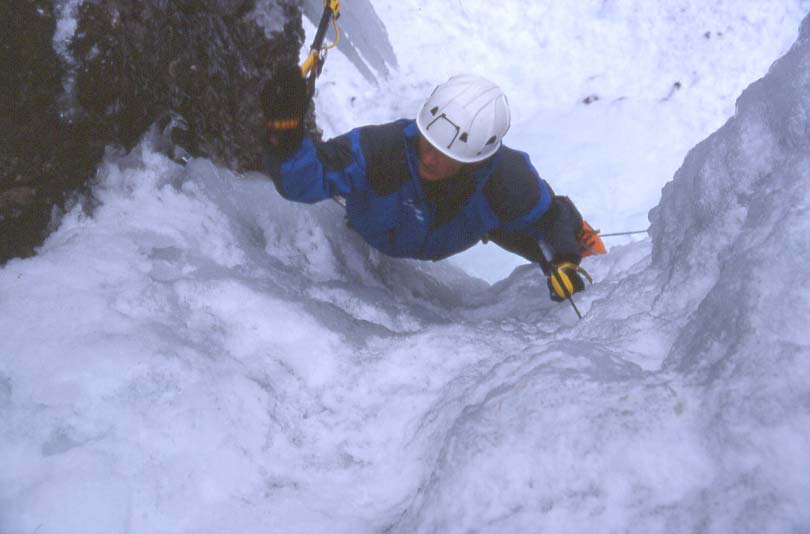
[416,74,511,163]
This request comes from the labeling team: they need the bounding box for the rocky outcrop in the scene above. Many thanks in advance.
[1,0,303,263]
[1,0,85,260]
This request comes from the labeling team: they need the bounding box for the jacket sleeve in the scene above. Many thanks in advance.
[264,131,363,204]
[485,147,583,265]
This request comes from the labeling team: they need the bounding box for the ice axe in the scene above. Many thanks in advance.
[548,262,593,319]
[537,220,602,320]
[547,224,647,318]
[300,0,342,97]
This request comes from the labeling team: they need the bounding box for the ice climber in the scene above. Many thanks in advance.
[261,65,595,302]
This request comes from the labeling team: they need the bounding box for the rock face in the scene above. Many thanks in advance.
[1,0,303,263]
[1,0,82,261]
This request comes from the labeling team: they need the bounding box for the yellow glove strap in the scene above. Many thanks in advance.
[550,271,574,299]
[549,262,593,300]
[266,118,302,131]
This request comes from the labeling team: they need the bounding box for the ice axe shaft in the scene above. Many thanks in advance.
[300,0,341,94]
[311,2,338,52]
[549,264,589,320]
[553,271,582,320]
[567,296,583,319]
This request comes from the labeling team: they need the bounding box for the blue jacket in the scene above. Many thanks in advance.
[265,119,581,264]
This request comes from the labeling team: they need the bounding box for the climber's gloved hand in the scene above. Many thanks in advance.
[547,259,587,302]
[261,64,309,158]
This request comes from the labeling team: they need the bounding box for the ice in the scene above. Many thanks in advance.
[2,3,810,534]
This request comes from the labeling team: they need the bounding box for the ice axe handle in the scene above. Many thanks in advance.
[311,1,340,52]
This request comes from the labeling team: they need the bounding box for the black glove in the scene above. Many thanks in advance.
[540,196,584,263]
[261,64,309,158]
[547,261,586,302]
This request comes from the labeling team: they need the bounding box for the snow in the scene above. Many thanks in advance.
[2,2,810,534]
[313,0,810,282]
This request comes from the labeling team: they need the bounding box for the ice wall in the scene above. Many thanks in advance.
[650,14,810,375]
[643,16,810,529]
[652,7,810,524]
[393,14,810,534]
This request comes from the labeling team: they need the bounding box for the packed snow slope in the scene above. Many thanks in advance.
[2,6,810,534]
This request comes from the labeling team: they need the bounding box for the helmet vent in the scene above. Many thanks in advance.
[485,135,497,145]
[459,133,468,143]
[430,106,439,116]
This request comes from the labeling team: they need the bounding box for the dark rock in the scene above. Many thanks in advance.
[1,0,304,264]
[70,0,303,169]
[0,187,38,217]
[0,0,95,260]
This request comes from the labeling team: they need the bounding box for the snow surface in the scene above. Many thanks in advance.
[2,2,810,534]
[311,0,810,282]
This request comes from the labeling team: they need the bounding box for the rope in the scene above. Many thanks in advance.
[598,229,648,238]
